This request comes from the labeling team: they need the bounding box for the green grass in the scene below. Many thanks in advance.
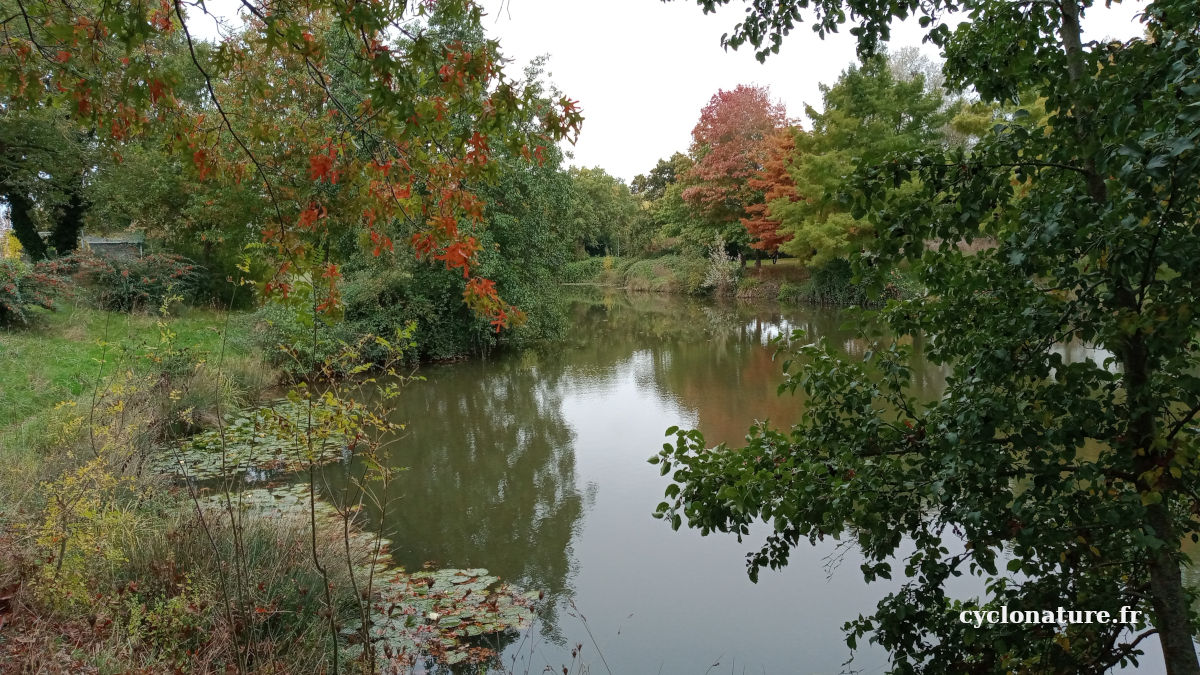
[0,303,252,432]
[624,255,708,294]
[742,257,811,284]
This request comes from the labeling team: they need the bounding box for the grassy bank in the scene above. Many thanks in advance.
[0,301,277,533]
[0,303,319,673]
[0,303,267,431]
[563,255,710,295]
[0,304,275,491]
[0,301,537,673]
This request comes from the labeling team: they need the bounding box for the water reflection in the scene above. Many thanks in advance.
[316,352,585,642]
[319,289,948,673]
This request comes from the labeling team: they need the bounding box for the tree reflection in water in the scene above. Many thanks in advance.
[312,289,947,672]
[317,350,585,646]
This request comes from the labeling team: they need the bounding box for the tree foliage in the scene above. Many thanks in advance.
[740,129,797,255]
[567,166,647,257]
[680,84,787,254]
[772,55,946,266]
[658,1,1200,673]
[632,152,691,202]
[0,0,581,327]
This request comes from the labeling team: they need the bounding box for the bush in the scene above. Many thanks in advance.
[735,275,775,299]
[701,236,739,296]
[883,266,924,300]
[242,297,356,380]
[113,505,371,671]
[777,280,804,304]
[775,258,922,307]
[623,255,709,295]
[94,254,202,312]
[41,252,202,313]
[247,263,484,375]
[778,258,870,306]
[561,257,607,283]
[0,259,67,325]
[167,241,266,310]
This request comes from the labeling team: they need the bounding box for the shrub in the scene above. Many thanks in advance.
[780,258,869,306]
[576,255,637,286]
[167,242,265,310]
[561,257,607,283]
[0,259,68,325]
[622,255,709,295]
[736,274,777,299]
[113,505,372,671]
[702,235,739,296]
[884,266,924,300]
[777,280,803,304]
[94,254,202,312]
[41,252,202,313]
[775,258,923,307]
[243,297,355,380]
[3,230,23,259]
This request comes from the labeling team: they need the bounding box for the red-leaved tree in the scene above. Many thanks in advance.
[681,84,786,251]
[0,0,582,330]
[740,128,799,255]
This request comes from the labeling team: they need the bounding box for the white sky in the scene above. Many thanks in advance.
[483,0,1148,181]
[191,0,1149,182]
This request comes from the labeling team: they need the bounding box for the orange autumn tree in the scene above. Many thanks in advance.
[680,84,786,255]
[0,0,581,328]
[740,128,798,258]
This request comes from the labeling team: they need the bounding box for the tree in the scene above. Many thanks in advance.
[655,1,1200,673]
[567,166,645,257]
[632,152,691,202]
[680,84,787,256]
[772,55,946,267]
[634,153,695,253]
[0,109,92,259]
[740,129,797,258]
[1,0,580,327]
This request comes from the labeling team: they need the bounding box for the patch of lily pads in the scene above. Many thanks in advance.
[344,567,538,668]
[192,484,537,669]
[159,399,351,481]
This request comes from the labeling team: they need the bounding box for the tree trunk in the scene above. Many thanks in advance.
[1122,321,1200,675]
[5,188,47,260]
[49,179,87,255]
[1145,504,1200,675]
[1058,2,1199,671]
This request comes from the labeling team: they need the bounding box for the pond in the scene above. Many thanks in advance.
[309,289,1167,674]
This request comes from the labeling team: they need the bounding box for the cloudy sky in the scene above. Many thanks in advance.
[481,0,1147,180]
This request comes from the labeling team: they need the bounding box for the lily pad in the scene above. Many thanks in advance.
[359,566,538,669]
[174,444,538,670]
[157,399,354,481]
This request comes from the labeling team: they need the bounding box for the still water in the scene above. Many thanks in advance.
[315,290,1162,674]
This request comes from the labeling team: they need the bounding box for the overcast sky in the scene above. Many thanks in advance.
[482,0,1147,181]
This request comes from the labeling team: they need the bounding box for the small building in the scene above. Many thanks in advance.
[81,232,146,259]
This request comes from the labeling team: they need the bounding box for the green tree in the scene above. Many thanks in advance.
[656,1,1200,673]
[632,152,691,202]
[0,109,92,259]
[773,54,946,266]
[635,153,695,253]
[567,166,645,257]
